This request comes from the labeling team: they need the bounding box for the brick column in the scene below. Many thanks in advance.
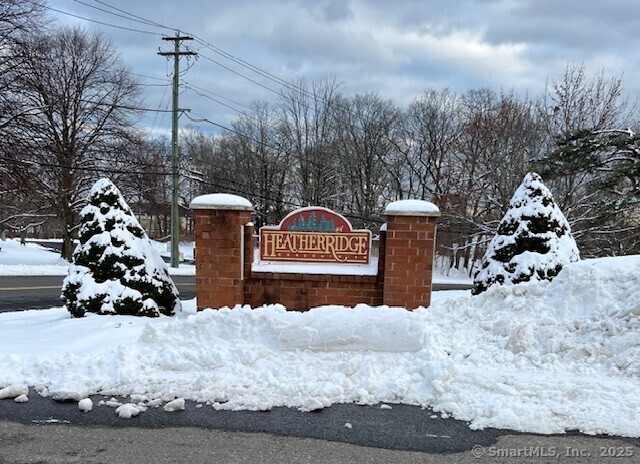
[383,200,440,309]
[190,194,253,310]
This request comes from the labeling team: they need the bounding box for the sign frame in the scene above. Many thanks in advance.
[259,207,372,265]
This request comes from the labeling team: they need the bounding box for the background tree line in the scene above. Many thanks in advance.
[1,0,638,272]
[181,68,639,273]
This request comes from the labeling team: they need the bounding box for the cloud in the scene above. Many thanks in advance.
[46,0,640,134]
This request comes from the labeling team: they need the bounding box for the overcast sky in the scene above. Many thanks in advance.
[48,0,640,136]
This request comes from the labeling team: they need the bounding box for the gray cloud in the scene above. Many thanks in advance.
[48,0,640,134]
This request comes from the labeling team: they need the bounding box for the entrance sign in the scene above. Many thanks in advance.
[259,207,371,264]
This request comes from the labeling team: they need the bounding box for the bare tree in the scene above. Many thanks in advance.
[5,26,141,259]
[0,0,46,130]
[0,1,47,234]
[536,64,633,211]
[0,0,44,44]
[436,89,545,274]
[118,136,173,239]
[398,88,461,204]
[334,92,399,225]
[539,63,631,136]
[218,101,290,227]
[279,76,343,208]
[535,63,637,255]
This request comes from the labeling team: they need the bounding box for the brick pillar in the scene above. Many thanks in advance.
[383,200,440,309]
[190,194,253,310]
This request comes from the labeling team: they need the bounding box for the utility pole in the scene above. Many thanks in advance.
[158,33,196,268]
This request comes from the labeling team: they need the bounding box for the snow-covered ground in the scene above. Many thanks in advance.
[0,238,472,284]
[0,238,195,276]
[0,253,638,437]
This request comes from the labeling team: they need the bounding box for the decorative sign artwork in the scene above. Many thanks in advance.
[259,207,371,264]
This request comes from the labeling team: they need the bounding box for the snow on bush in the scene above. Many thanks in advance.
[61,178,180,317]
[472,172,579,295]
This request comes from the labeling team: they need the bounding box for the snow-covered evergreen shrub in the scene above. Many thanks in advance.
[61,178,180,317]
[472,172,580,295]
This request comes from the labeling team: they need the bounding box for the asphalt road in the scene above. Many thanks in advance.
[0,394,638,464]
[0,275,196,312]
[0,275,469,312]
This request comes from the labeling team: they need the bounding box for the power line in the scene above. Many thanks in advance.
[182,81,252,110]
[80,0,304,99]
[191,37,315,99]
[131,72,170,82]
[150,82,171,136]
[140,82,172,88]
[196,52,283,97]
[72,0,162,28]
[25,95,174,113]
[0,156,172,176]
[192,49,363,128]
[91,0,174,31]
[183,84,247,115]
[56,2,359,124]
[184,111,285,151]
[32,1,161,36]
[184,110,346,181]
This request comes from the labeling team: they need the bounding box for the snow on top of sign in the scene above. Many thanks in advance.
[190,193,252,210]
[385,200,440,216]
[252,258,379,276]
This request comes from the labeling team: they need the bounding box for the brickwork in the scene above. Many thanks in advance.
[245,273,383,310]
[193,208,252,309]
[383,215,437,309]
[190,194,439,311]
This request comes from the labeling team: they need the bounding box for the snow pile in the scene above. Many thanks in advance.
[273,306,425,351]
[0,255,639,436]
[0,239,69,275]
[430,255,640,435]
[116,403,142,419]
[473,172,579,294]
[0,384,28,399]
[0,237,194,276]
[78,398,93,412]
[164,397,185,412]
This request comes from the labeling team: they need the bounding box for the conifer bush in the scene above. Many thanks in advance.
[472,172,580,295]
[62,178,181,317]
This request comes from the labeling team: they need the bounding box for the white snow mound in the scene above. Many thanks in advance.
[0,256,639,437]
[78,398,93,412]
[116,403,141,419]
[0,384,28,399]
[164,397,185,412]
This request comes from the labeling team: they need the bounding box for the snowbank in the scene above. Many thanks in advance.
[0,256,638,436]
[0,239,69,274]
[0,238,195,276]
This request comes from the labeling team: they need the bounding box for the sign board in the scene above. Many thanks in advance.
[259,207,371,264]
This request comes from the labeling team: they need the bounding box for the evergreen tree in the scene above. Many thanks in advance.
[472,172,580,295]
[61,178,181,317]
[537,128,640,256]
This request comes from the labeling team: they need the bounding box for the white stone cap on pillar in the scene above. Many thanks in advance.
[385,199,440,217]
[189,193,253,211]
